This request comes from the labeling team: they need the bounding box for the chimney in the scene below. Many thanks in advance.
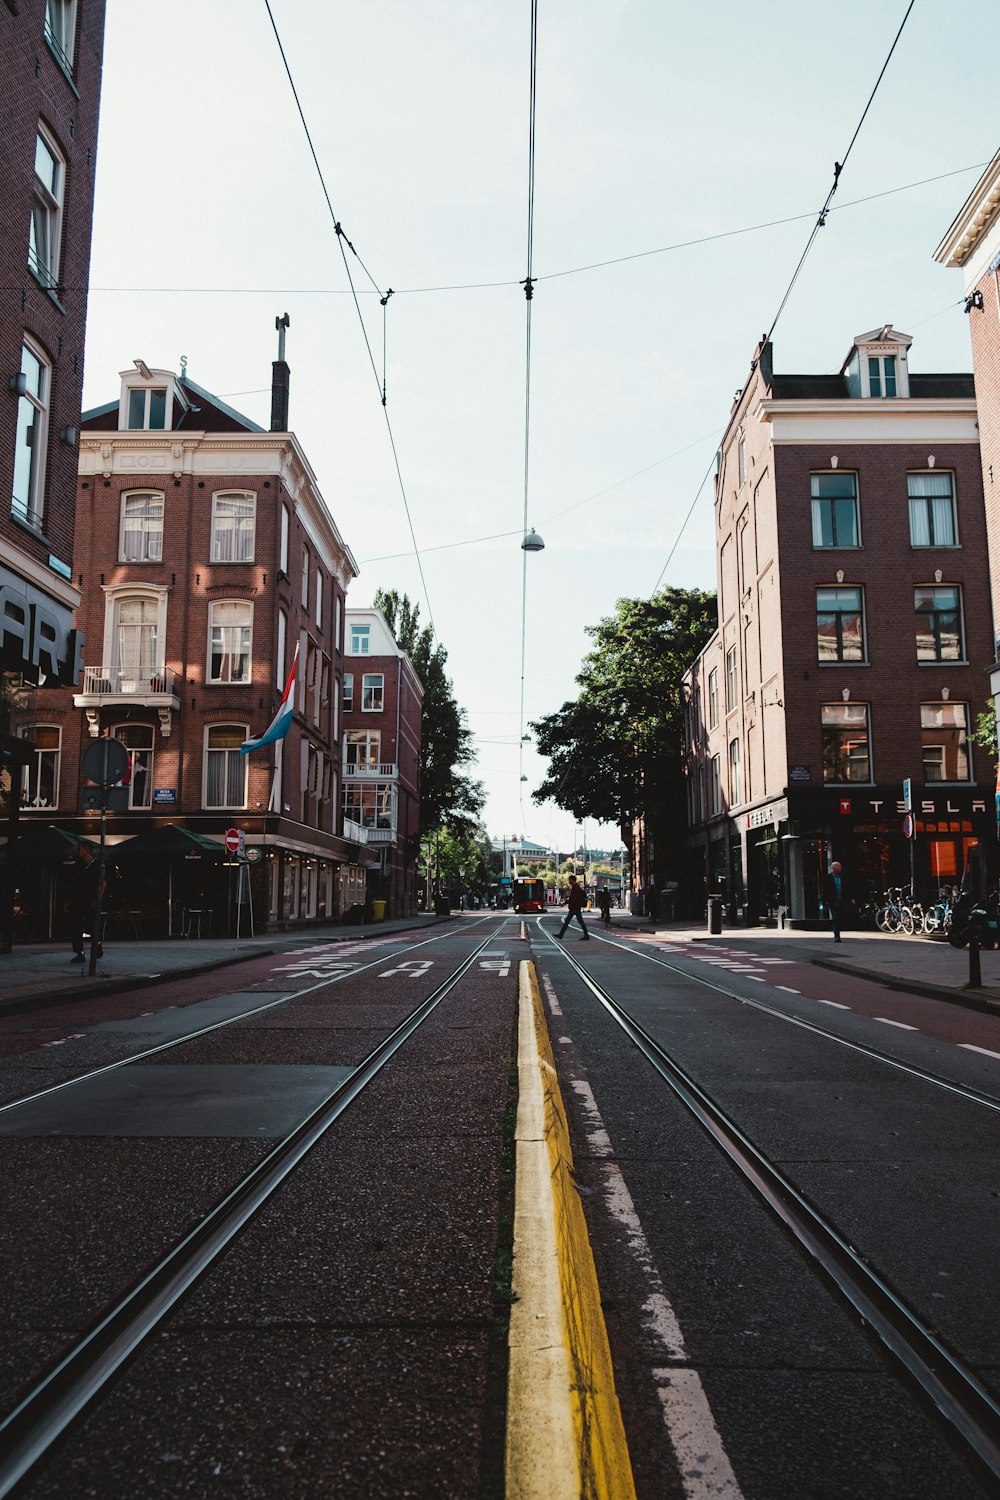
[271,312,291,431]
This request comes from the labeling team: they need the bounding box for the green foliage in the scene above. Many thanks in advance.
[529,587,717,832]
[421,825,494,887]
[970,700,998,756]
[373,589,485,838]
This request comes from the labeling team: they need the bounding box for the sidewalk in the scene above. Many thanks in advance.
[0,913,446,1014]
[601,909,1000,1014]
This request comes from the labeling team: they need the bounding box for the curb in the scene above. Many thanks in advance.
[811,957,1000,1015]
[506,959,636,1499]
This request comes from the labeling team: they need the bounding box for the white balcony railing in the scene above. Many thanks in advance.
[343,760,398,778]
[342,817,369,845]
[77,665,177,697]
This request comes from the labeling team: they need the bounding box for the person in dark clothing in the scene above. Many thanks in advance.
[67,844,104,961]
[596,888,612,928]
[822,860,848,943]
[557,874,589,940]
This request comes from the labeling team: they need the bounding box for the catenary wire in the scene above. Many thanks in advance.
[263,0,435,636]
[519,0,540,829]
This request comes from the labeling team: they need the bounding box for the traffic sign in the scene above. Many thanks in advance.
[82,738,128,787]
[902,812,915,840]
[225,827,241,853]
[902,777,912,813]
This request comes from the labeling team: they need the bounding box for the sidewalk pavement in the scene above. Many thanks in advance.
[599,908,1000,1015]
[0,913,446,1014]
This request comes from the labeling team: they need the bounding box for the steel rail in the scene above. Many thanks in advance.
[540,925,1000,1486]
[583,925,1000,1115]
[0,931,500,1497]
[0,915,502,1117]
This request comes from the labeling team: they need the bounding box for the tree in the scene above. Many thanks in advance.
[530,587,717,894]
[373,590,485,837]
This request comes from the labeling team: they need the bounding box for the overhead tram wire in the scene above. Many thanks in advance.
[75,163,984,302]
[646,0,917,600]
[518,0,540,827]
[262,0,435,637]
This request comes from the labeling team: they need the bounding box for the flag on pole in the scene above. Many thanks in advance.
[240,644,299,754]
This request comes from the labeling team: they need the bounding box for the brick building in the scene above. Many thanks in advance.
[683,326,991,923]
[15,355,374,937]
[0,0,106,934]
[342,606,422,917]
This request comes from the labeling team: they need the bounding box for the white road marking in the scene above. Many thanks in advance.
[379,960,434,979]
[874,1017,918,1031]
[959,1044,1000,1061]
[541,972,562,1016]
[42,1034,86,1047]
[570,1078,744,1499]
[776,986,801,994]
[815,999,850,1009]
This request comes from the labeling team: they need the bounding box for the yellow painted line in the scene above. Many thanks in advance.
[506,960,637,1500]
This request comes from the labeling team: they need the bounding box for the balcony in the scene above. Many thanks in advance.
[74,665,181,739]
[343,760,398,778]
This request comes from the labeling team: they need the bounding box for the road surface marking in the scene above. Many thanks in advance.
[874,1017,918,1030]
[815,999,850,1009]
[958,1044,1000,1060]
[776,986,801,994]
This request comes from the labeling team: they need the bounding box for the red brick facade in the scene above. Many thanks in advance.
[684,329,990,923]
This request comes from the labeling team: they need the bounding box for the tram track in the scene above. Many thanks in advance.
[585,925,1000,1114]
[537,921,1000,1491]
[0,915,502,1118]
[0,928,507,1498]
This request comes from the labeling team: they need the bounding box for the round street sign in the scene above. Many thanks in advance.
[82,738,129,786]
[902,812,915,840]
[225,827,241,853]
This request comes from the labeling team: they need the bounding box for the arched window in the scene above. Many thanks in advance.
[120,491,164,562]
[211,492,256,562]
[20,725,60,807]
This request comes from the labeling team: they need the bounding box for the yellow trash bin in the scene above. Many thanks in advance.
[371,899,387,922]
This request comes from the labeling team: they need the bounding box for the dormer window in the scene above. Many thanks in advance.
[867,355,897,398]
[126,387,167,429]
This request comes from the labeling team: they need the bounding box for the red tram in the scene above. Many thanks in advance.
[512,877,545,913]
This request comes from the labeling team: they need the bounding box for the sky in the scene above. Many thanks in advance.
[81,0,998,857]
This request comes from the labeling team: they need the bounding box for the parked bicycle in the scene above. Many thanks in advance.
[875,887,925,935]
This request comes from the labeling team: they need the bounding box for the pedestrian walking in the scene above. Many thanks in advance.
[67,843,105,961]
[557,874,589,940]
[597,888,612,928]
[823,860,848,943]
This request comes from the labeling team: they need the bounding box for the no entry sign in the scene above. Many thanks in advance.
[225,827,241,853]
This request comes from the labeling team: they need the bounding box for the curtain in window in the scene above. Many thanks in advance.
[210,602,251,682]
[212,495,255,562]
[116,598,157,681]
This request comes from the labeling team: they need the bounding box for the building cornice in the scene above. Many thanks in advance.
[934,149,1000,271]
[754,397,979,445]
[0,537,81,610]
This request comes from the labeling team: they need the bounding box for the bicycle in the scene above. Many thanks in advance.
[875,888,903,933]
[922,887,956,937]
[899,891,925,935]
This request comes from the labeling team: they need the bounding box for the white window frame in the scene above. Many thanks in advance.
[102,584,169,686]
[276,609,287,691]
[346,728,381,770]
[361,672,384,712]
[12,337,50,529]
[112,724,155,809]
[279,505,289,575]
[211,491,256,563]
[19,724,60,808]
[208,600,253,685]
[44,0,77,73]
[203,724,249,809]
[29,125,64,290]
[708,668,718,730]
[729,737,741,805]
[125,386,168,431]
[315,571,323,631]
[349,623,371,655]
[119,490,164,563]
[301,545,310,608]
[343,672,354,711]
[725,645,738,714]
[908,472,958,548]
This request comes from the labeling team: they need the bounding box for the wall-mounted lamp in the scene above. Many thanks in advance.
[58,425,77,445]
[964,290,984,314]
[9,372,27,396]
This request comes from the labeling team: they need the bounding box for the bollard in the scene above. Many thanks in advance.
[969,928,982,988]
[707,894,722,935]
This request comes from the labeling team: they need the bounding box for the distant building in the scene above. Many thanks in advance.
[14,354,374,937]
[342,607,423,917]
[0,0,107,937]
[683,327,990,923]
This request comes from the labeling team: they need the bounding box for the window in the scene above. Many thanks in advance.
[279,506,289,575]
[708,668,719,730]
[114,596,159,685]
[350,623,371,655]
[342,782,394,830]
[44,0,77,71]
[908,473,957,547]
[729,738,741,804]
[362,673,384,711]
[822,703,871,783]
[710,754,721,815]
[12,339,49,528]
[20,725,59,807]
[921,703,970,782]
[209,601,252,683]
[211,492,255,562]
[126,387,167,430]
[276,609,287,690]
[204,725,247,808]
[915,586,963,662]
[867,355,897,397]
[343,672,354,711]
[315,571,323,630]
[816,586,864,663]
[811,473,859,548]
[725,646,738,713]
[120,491,164,562]
[114,724,154,809]
[346,729,381,770]
[29,128,64,289]
[301,545,310,607]
[737,433,746,487]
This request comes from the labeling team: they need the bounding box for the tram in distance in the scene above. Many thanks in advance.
[512,877,545,913]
